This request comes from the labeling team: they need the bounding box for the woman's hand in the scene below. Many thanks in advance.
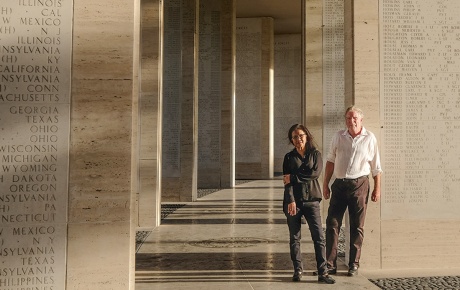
[323,186,331,200]
[283,174,290,185]
[288,202,297,216]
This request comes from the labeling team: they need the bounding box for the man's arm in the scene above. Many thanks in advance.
[371,173,381,202]
[323,161,334,199]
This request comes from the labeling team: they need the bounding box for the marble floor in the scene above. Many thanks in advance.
[135,179,381,290]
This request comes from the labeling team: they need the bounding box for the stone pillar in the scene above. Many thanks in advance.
[138,0,161,227]
[235,17,274,180]
[344,0,381,269]
[68,0,137,289]
[379,0,460,269]
[274,34,301,174]
[0,1,73,289]
[0,0,137,288]
[197,0,235,189]
[220,0,236,188]
[304,0,324,154]
[322,0,345,157]
[162,0,198,202]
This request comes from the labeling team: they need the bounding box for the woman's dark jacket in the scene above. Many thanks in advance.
[282,148,323,204]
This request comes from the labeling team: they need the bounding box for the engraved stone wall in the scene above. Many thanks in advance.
[323,0,345,159]
[162,0,182,178]
[198,0,222,188]
[235,17,273,179]
[0,1,72,289]
[139,0,161,227]
[380,0,460,219]
[219,0,235,188]
[236,18,262,164]
[162,0,198,201]
[274,34,301,174]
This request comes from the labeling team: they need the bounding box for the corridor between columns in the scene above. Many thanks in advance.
[135,180,378,289]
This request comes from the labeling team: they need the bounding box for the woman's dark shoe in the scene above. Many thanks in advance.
[348,265,359,276]
[292,270,302,282]
[318,274,336,284]
[313,267,337,275]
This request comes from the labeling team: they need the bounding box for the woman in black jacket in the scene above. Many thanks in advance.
[282,124,335,284]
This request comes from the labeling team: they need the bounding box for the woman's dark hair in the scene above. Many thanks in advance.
[288,124,317,151]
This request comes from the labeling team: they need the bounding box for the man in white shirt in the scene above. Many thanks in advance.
[323,105,382,277]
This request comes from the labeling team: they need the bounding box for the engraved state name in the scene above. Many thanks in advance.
[0,266,55,276]
[0,194,57,203]
[1,247,54,257]
[1,213,56,223]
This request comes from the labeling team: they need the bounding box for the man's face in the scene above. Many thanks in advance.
[345,110,363,134]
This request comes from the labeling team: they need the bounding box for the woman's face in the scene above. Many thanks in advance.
[291,129,307,150]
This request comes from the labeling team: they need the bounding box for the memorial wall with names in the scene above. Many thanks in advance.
[0,0,72,289]
[198,0,222,187]
[274,34,301,174]
[380,0,460,219]
[323,0,345,158]
[235,18,262,164]
[162,0,182,178]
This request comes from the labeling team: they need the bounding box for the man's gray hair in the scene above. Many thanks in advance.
[344,105,364,118]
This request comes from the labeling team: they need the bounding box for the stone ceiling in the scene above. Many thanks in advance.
[236,0,301,34]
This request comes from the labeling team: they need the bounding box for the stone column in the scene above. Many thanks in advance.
[274,34,301,174]
[379,0,460,270]
[235,17,274,180]
[344,0,381,269]
[162,0,199,202]
[68,0,137,289]
[0,1,73,289]
[138,0,161,227]
[304,0,324,154]
[197,0,235,189]
[322,0,345,158]
[220,0,236,188]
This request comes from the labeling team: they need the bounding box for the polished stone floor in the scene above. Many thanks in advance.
[135,179,380,290]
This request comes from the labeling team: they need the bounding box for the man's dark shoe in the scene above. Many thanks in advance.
[313,268,336,276]
[292,270,302,282]
[318,274,336,284]
[348,265,359,276]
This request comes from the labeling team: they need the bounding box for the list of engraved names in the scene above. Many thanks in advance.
[381,0,460,219]
[0,0,71,289]
[323,0,345,156]
[162,0,181,178]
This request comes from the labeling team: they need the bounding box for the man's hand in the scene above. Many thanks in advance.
[288,202,297,216]
[371,188,380,202]
[371,173,381,202]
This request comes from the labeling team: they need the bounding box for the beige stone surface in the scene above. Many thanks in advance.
[161,0,198,202]
[235,17,274,179]
[274,34,301,173]
[381,220,460,269]
[220,0,236,188]
[139,159,159,226]
[138,0,161,227]
[305,0,324,151]
[197,0,235,189]
[69,78,132,223]
[68,0,136,289]
[67,222,132,289]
